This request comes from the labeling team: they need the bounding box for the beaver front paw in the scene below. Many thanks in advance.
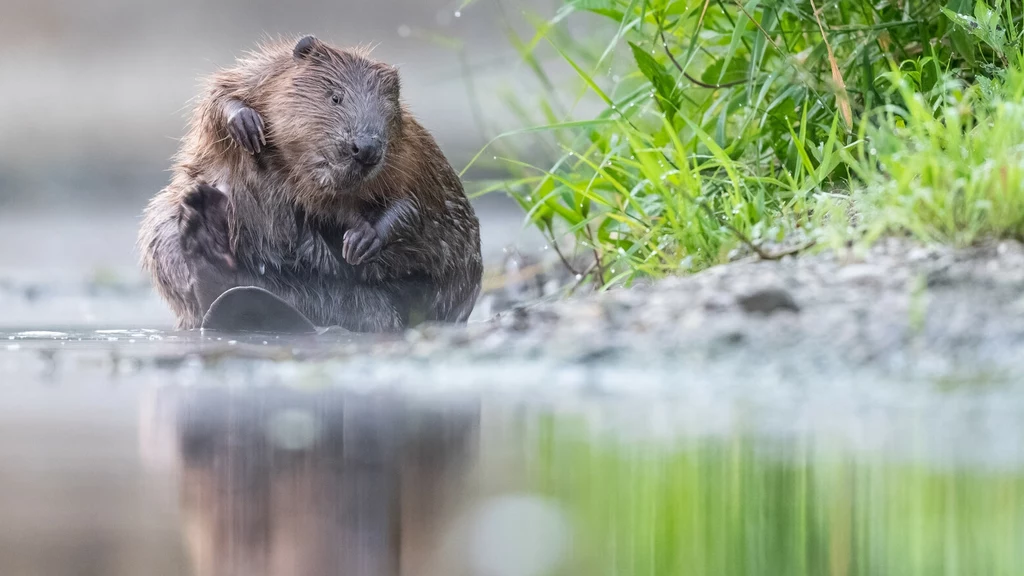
[226,105,266,155]
[181,183,235,269]
[342,221,384,265]
[181,184,237,311]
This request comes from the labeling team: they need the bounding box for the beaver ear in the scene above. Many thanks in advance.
[293,35,320,61]
[382,65,401,94]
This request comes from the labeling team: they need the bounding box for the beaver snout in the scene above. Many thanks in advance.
[351,136,383,167]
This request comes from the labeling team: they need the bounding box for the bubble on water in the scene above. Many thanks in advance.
[228,340,238,346]
[397,24,412,37]
[575,274,583,280]
[454,10,461,17]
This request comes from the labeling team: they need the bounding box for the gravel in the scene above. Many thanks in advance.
[6,238,1024,465]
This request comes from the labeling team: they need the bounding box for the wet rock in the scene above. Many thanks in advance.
[737,288,800,315]
[498,307,530,332]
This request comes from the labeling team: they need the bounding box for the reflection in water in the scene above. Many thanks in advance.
[2,353,1024,576]
[528,417,1024,576]
[145,386,480,576]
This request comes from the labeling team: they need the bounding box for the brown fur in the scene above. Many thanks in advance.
[139,36,483,331]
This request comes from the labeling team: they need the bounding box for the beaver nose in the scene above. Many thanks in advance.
[351,136,382,167]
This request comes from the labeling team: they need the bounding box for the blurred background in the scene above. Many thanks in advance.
[0,0,559,287]
[0,0,566,326]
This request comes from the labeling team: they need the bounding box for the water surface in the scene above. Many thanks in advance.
[2,329,1023,576]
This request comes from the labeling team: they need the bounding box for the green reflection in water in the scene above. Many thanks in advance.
[528,417,1024,576]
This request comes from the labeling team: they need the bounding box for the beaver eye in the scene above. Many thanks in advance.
[330,93,343,105]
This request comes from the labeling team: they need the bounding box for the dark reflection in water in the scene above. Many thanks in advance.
[152,386,480,576]
[3,350,1024,576]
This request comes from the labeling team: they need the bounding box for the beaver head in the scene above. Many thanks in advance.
[265,36,404,205]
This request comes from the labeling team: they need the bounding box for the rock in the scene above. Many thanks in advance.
[737,287,800,315]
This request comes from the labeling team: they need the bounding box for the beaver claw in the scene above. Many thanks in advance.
[342,221,384,265]
[227,105,266,155]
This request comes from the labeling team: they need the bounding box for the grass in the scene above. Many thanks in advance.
[851,64,1024,245]
[463,0,1024,287]
[446,4,1024,573]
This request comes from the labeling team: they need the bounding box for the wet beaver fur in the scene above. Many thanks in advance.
[139,35,483,331]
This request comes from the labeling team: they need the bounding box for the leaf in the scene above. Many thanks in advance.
[568,0,626,21]
[941,4,1007,55]
[550,40,615,107]
[700,56,751,87]
[718,0,758,86]
[628,41,681,119]
[808,0,852,129]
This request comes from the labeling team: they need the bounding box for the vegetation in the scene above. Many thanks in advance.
[466,0,1024,286]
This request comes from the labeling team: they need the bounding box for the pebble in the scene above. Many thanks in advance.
[737,287,800,315]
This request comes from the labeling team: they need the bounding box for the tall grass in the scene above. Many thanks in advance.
[467,0,1023,286]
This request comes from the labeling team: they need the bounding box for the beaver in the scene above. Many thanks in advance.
[138,35,483,332]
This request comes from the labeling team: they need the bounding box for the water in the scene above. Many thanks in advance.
[2,330,1024,575]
